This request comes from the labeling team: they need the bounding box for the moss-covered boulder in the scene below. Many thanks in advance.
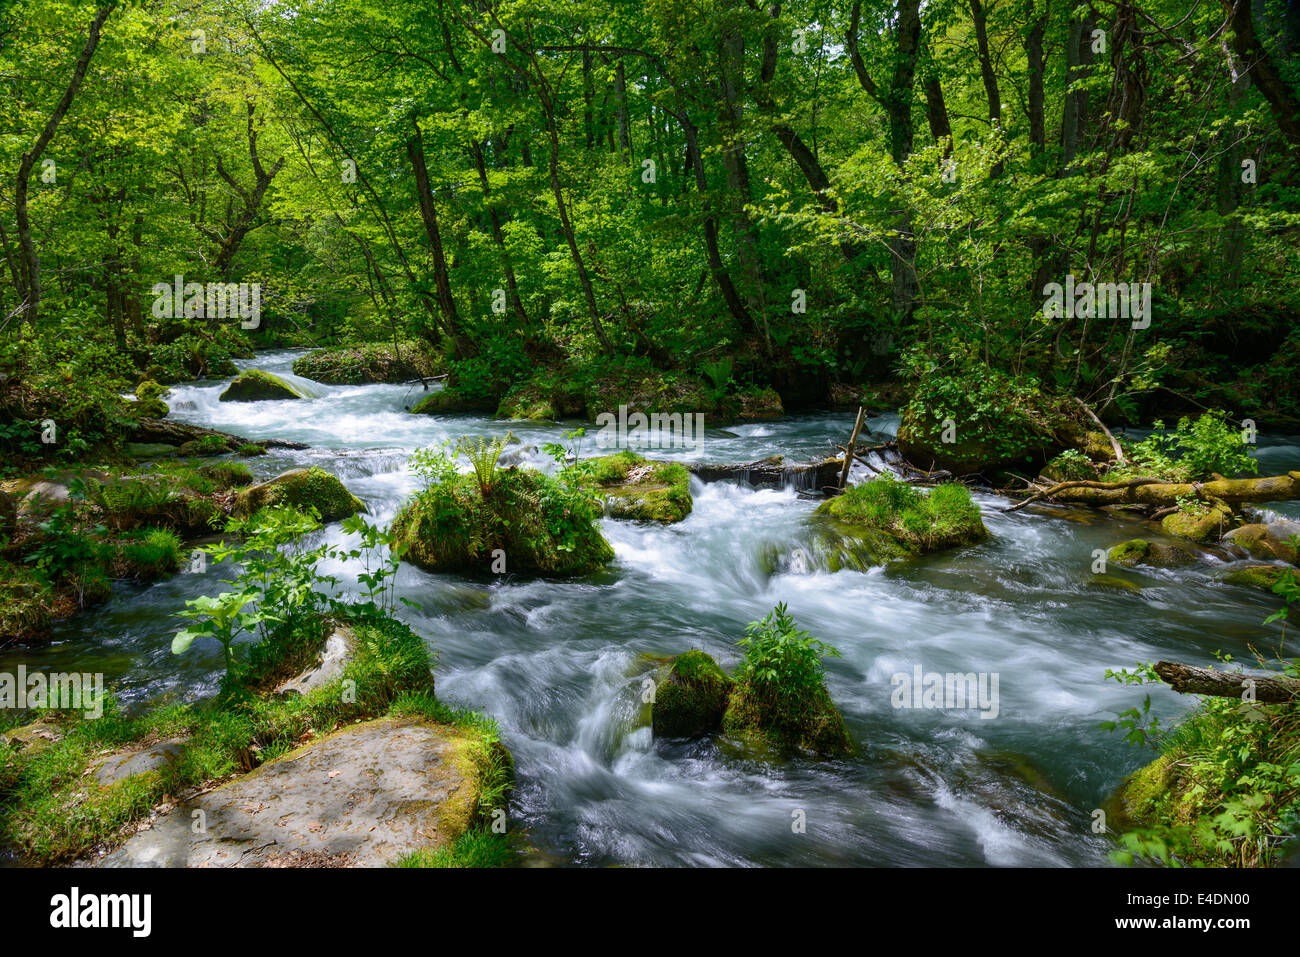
[292,342,443,384]
[219,368,306,402]
[495,376,587,421]
[578,451,693,523]
[410,386,498,415]
[896,390,1078,475]
[1161,503,1235,543]
[651,651,735,738]
[233,467,365,522]
[714,386,784,423]
[1222,521,1300,565]
[1107,538,1196,568]
[391,469,614,577]
[807,474,989,570]
[1220,564,1290,592]
[722,681,853,756]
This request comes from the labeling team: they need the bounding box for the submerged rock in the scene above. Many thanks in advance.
[232,468,365,522]
[219,369,306,402]
[94,715,506,868]
[1220,564,1291,592]
[651,650,734,738]
[410,387,497,415]
[579,452,693,523]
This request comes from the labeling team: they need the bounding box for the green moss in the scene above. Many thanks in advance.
[722,681,853,756]
[293,342,443,384]
[410,387,498,415]
[1108,539,1151,566]
[816,474,988,562]
[1161,504,1234,543]
[578,453,693,523]
[1221,565,1288,591]
[651,650,735,738]
[236,443,268,457]
[219,368,305,402]
[391,469,614,577]
[233,468,364,522]
[178,433,233,457]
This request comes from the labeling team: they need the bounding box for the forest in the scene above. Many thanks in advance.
[0,0,1298,875]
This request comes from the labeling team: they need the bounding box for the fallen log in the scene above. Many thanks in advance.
[687,455,844,490]
[131,418,309,450]
[1004,471,1300,512]
[1155,660,1300,704]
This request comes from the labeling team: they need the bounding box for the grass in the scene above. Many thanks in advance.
[819,473,987,552]
[395,828,515,868]
[0,608,507,865]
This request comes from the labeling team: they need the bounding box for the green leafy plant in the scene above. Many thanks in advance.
[735,602,840,724]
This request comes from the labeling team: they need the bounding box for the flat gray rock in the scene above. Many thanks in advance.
[92,738,188,788]
[93,716,481,868]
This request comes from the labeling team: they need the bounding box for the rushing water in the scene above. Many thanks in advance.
[6,350,1298,867]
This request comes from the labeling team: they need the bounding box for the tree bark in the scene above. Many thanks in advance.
[1155,661,1300,703]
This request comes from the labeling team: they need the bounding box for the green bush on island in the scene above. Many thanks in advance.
[392,435,614,577]
[722,603,852,756]
[293,341,444,384]
[577,450,693,523]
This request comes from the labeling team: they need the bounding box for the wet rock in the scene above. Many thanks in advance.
[1220,564,1291,592]
[275,625,357,697]
[651,651,734,738]
[219,369,305,402]
[1222,521,1300,565]
[1161,504,1235,543]
[232,468,364,522]
[1,714,63,756]
[93,716,503,868]
[1107,538,1197,568]
[580,452,693,523]
[1088,573,1143,592]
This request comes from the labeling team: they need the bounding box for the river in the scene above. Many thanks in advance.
[6,350,1298,867]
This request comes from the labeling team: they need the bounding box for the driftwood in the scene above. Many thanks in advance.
[838,406,866,490]
[1072,396,1125,464]
[1004,471,1300,513]
[1155,661,1300,704]
[131,418,309,450]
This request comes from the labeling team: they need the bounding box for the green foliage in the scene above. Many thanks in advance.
[734,603,840,725]
[821,473,987,552]
[1117,412,1259,482]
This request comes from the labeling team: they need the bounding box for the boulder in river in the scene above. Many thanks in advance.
[219,369,306,402]
[391,469,614,577]
[808,474,989,570]
[93,715,508,868]
[232,467,365,522]
[579,452,693,523]
[1222,521,1300,565]
[1220,564,1290,592]
[1160,503,1236,543]
[1107,538,1197,568]
[722,678,853,757]
[896,397,1077,476]
[651,650,734,738]
[292,342,442,384]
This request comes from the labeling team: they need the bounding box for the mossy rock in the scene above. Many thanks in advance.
[582,369,713,421]
[124,442,179,460]
[651,651,734,738]
[219,368,306,402]
[391,470,614,577]
[410,387,498,415]
[1161,504,1235,543]
[495,377,586,421]
[895,397,1077,475]
[578,451,693,523]
[178,434,235,457]
[1088,573,1142,592]
[1220,564,1290,592]
[133,397,169,419]
[811,476,989,567]
[1116,752,1186,827]
[236,443,268,457]
[721,681,853,757]
[1222,522,1300,565]
[233,468,365,522]
[1107,538,1195,568]
[292,342,443,384]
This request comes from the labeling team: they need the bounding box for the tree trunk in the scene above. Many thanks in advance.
[1155,661,1300,703]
